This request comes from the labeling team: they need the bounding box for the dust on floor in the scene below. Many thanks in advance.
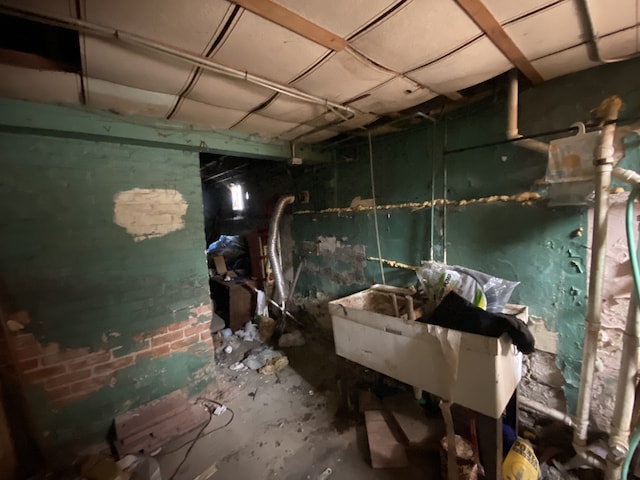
[157,330,440,480]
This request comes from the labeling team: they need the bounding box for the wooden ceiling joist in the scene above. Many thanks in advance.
[454,0,544,85]
[231,0,348,52]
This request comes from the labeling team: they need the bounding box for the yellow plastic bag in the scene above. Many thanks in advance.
[502,438,540,480]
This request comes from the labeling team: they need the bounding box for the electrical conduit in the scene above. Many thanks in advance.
[268,195,295,307]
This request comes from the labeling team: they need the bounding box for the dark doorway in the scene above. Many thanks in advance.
[199,153,293,330]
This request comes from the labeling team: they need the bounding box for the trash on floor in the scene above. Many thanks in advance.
[502,438,540,480]
[258,355,289,375]
[439,434,479,480]
[242,345,286,370]
[235,321,259,341]
[258,316,276,342]
[279,330,305,347]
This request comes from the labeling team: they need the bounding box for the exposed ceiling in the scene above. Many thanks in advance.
[0,0,638,143]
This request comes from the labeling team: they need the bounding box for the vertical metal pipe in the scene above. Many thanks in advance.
[606,295,640,479]
[268,195,295,306]
[574,96,622,451]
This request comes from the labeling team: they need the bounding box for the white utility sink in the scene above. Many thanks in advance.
[328,286,525,418]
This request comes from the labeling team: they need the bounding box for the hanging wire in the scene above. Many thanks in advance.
[429,125,436,261]
[368,131,386,284]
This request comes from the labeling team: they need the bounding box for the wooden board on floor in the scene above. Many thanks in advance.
[114,390,209,456]
[382,393,445,450]
[364,410,408,469]
[358,390,382,412]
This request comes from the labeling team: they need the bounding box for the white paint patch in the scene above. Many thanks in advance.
[113,188,188,242]
[528,316,559,354]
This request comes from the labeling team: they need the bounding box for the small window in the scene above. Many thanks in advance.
[230,184,244,211]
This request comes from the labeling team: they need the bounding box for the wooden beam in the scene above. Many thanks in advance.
[231,0,348,51]
[454,0,544,85]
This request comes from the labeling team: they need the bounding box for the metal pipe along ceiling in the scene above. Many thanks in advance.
[0,4,356,117]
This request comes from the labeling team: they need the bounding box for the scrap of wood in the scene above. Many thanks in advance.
[358,390,382,412]
[365,410,409,469]
[383,393,445,450]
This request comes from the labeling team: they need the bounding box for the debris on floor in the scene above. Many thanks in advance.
[258,355,289,375]
[235,321,259,341]
[439,434,478,480]
[242,345,286,370]
[278,330,305,347]
[258,316,276,342]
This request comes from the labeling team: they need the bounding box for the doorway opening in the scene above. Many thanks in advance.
[199,152,293,331]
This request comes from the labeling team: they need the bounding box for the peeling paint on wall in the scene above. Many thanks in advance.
[113,188,188,241]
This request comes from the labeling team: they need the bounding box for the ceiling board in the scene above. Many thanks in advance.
[331,112,379,132]
[505,0,583,61]
[585,0,637,34]
[295,129,339,143]
[231,0,347,51]
[187,70,273,111]
[350,0,482,72]
[230,113,299,137]
[81,38,194,96]
[272,0,401,38]
[0,64,80,104]
[257,95,328,123]
[350,77,437,114]
[172,98,247,129]
[212,10,329,83]
[294,50,394,103]
[531,44,598,80]
[597,28,639,59]
[407,36,512,93]
[86,78,176,118]
[83,0,233,53]
[481,0,560,24]
[278,123,316,141]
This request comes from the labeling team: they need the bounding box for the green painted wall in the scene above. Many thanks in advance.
[0,121,213,451]
[292,58,640,414]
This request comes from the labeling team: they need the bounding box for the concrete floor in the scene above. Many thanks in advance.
[158,329,440,480]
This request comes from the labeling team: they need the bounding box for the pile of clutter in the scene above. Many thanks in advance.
[215,315,305,376]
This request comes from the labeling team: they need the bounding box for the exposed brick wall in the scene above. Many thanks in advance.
[4,303,214,406]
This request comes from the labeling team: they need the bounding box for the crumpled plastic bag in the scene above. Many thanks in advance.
[416,261,518,313]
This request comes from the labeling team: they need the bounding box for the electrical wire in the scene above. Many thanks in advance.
[368,131,385,284]
[162,398,235,480]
